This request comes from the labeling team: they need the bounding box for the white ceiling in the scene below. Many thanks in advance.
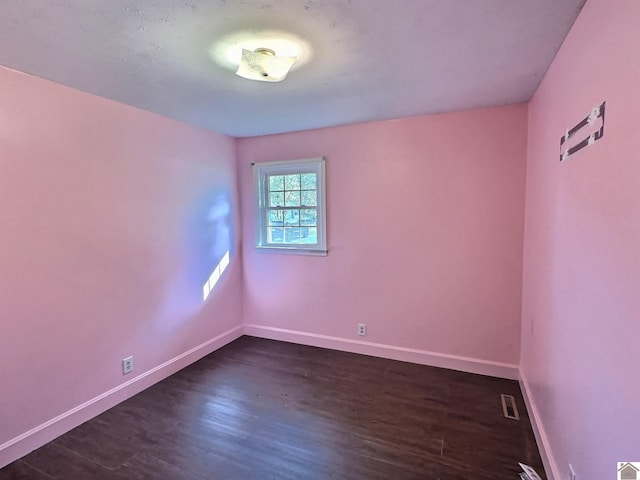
[0,0,586,137]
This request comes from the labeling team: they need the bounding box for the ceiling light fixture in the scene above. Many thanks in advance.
[236,47,297,82]
[209,30,312,83]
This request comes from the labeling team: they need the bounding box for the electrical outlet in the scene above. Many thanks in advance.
[569,464,576,480]
[357,323,366,336]
[122,356,134,375]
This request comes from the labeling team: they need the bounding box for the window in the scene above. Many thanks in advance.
[253,157,327,255]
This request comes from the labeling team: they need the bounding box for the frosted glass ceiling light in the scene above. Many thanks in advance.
[236,48,297,82]
[209,30,312,82]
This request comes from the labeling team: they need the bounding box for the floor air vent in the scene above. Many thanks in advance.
[501,394,520,420]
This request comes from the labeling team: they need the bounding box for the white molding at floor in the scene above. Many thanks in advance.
[244,324,519,380]
[520,372,559,480]
[0,325,244,469]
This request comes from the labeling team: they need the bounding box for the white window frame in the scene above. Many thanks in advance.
[253,157,327,256]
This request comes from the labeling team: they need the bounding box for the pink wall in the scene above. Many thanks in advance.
[521,1,640,479]
[0,66,243,466]
[238,105,527,370]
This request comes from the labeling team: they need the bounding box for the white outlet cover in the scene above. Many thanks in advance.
[122,356,134,375]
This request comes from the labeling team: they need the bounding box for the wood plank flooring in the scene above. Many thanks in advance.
[1,337,546,479]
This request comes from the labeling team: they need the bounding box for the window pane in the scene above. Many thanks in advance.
[301,190,317,206]
[299,227,317,244]
[300,209,317,226]
[285,191,301,207]
[301,173,317,190]
[269,192,284,207]
[268,209,284,226]
[285,174,301,190]
[268,227,284,243]
[284,227,301,243]
[269,175,284,191]
[284,209,300,226]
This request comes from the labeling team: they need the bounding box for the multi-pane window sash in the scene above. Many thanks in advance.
[253,158,327,255]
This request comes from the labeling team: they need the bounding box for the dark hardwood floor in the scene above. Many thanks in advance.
[1,336,545,479]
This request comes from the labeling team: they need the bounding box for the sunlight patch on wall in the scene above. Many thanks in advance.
[203,250,230,301]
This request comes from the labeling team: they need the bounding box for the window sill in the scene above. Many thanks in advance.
[255,246,328,256]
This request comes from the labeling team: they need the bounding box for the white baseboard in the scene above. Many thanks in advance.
[0,325,243,469]
[520,372,559,480]
[243,324,519,380]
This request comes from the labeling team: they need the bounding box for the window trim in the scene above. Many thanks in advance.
[253,157,327,256]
